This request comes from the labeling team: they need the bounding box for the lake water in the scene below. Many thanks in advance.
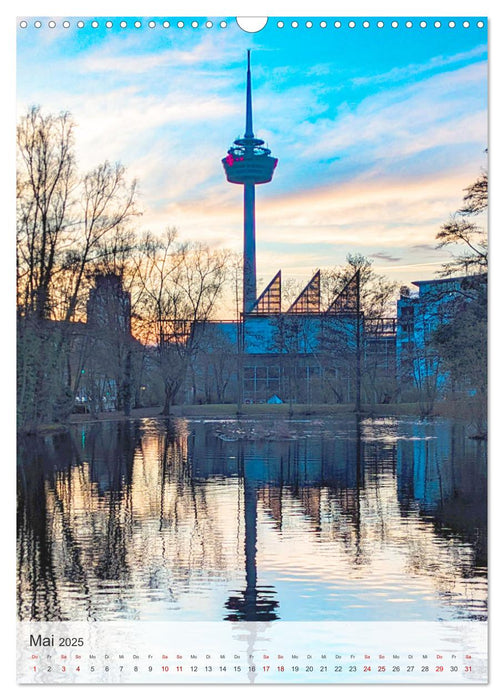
[17,416,487,623]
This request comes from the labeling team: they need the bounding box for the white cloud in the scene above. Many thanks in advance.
[76,25,249,76]
[294,62,487,165]
[16,27,487,293]
[351,44,487,86]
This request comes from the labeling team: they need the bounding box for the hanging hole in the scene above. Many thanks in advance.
[236,17,268,33]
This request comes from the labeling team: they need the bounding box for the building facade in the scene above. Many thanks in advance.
[396,275,486,400]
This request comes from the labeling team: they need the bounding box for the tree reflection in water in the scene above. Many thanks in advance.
[17,416,487,622]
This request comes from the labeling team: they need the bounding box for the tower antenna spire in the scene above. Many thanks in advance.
[245,49,254,138]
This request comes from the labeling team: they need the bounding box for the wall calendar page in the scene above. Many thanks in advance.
[16,12,488,685]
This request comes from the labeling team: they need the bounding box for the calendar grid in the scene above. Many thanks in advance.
[18,621,487,683]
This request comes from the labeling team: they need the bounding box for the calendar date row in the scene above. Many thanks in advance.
[31,663,473,674]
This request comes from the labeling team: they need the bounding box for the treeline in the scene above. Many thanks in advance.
[17,107,137,428]
[430,169,487,434]
[16,107,235,428]
[17,106,487,431]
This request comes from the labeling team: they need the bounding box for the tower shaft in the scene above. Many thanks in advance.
[243,183,257,313]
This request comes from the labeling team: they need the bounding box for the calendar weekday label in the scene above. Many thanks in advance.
[18,621,487,683]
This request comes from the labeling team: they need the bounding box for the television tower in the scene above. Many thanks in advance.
[222,51,278,314]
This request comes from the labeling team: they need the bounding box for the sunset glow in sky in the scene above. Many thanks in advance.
[17,17,487,291]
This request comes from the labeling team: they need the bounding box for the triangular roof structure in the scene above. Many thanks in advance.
[326,271,359,315]
[287,270,321,314]
[249,270,281,314]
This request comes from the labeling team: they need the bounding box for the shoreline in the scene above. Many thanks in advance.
[18,399,485,435]
[67,402,422,424]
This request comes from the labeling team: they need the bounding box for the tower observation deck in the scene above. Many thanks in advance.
[222,51,278,314]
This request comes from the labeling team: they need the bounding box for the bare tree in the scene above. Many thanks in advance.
[320,255,397,409]
[17,107,75,319]
[436,171,488,277]
[59,162,138,323]
[322,253,397,317]
[136,230,229,414]
[17,106,139,429]
[282,277,304,309]
[422,170,488,427]
[190,325,236,403]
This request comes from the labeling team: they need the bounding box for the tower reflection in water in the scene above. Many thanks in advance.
[17,417,487,622]
[224,450,279,621]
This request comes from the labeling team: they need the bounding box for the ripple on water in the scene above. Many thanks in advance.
[17,416,486,621]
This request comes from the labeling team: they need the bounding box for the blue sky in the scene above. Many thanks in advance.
[17,17,487,294]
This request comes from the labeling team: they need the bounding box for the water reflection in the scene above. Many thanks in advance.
[224,456,279,621]
[17,417,487,622]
